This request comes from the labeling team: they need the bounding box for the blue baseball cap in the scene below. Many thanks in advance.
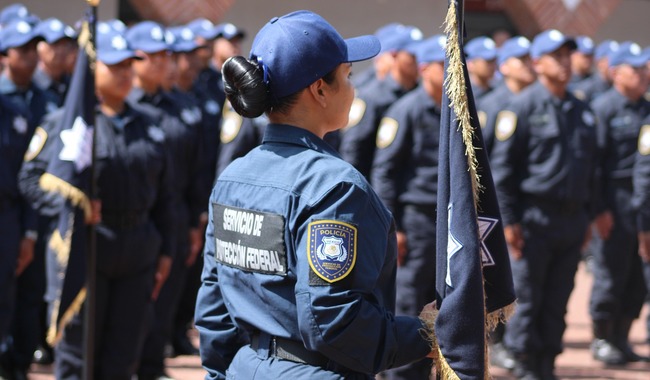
[217,22,246,40]
[379,24,423,54]
[167,26,202,53]
[186,18,220,40]
[608,41,647,68]
[125,21,169,54]
[465,36,497,61]
[249,10,380,99]
[0,19,41,52]
[530,29,576,59]
[415,34,447,64]
[0,3,38,27]
[97,28,141,65]
[34,18,77,44]
[574,36,594,55]
[594,39,619,60]
[497,36,531,66]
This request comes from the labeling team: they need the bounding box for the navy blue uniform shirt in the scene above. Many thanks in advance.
[196,123,430,378]
[490,81,599,225]
[570,73,611,103]
[371,85,441,228]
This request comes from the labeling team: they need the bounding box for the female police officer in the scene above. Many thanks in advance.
[195,10,434,380]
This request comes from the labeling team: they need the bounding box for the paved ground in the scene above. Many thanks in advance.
[28,261,650,379]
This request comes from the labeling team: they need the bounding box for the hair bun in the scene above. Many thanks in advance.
[222,56,270,118]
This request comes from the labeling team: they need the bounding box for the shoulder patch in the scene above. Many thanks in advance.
[147,126,165,142]
[346,98,366,129]
[220,102,243,144]
[24,127,48,161]
[582,110,595,127]
[477,110,487,129]
[308,220,356,284]
[495,111,517,142]
[376,117,399,149]
[639,125,650,156]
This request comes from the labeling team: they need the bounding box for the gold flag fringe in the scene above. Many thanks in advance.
[46,287,87,346]
[39,172,92,222]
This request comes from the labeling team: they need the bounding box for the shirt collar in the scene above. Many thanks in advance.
[0,73,19,95]
[262,123,341,157]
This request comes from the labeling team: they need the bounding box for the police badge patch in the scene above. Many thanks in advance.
[308,220,356,284]
[495,110,517,141]
[638,125,650,156]
[221,102,243,144]
[477,110,487,129]
[24,127,47,161]
[376,117,398,149]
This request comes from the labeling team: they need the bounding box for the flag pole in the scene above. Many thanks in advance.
[83,1,99,378]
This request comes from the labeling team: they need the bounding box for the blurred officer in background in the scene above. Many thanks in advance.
[123,21,205,380]
[32,18,78,106]
[569,36,595,85]
[339,24,422,179]
[0,94,34,380]
[589,42,650,366]
[465,36,498,100]
[0,3,39,29]
[490,30,600,380]
[477,36,536,156]
[476,36,536,371]
[1,18,60,380]
[572,40,618,102]
[195,10,435,379]
[371,34,446,380]
[52,27,176,380]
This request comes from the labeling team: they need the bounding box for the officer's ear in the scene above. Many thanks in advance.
[308,78,328,108]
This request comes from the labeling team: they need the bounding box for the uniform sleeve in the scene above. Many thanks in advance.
[293,182,430,373]
[489,106,527,226]
[370,108,412,229]
[195,191,247,379]
[633,150,650,231]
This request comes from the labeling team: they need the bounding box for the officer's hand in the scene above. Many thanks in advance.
[504,224,524,260]
[593,211,614,240]
[396,231,408,266]
[16,237,36,276]
[86,199,102,225]
[186,228,203,267]
[152,255,173,301]
[638,231,650,263]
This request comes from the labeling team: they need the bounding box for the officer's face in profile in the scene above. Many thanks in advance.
[194,36,213,67]
[501,55,536,85]
[326,63,355,131]
[613,64,648,97]
[96,59,134,102]
[213,37,242,68]
[468,58,497,81]
[132,50,171,87]
[571,51,593,76]
[534,45,572,84]
[4,40,39,83]
[394,51,419,89]
[420,61,444,97]
[37,39,76,78]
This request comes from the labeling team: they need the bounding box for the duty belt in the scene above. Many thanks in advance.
[251,332,329,367]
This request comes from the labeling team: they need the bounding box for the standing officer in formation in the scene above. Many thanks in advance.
[52,27,177,380]
[571,39,618,102]
[0,93,34,380]
[490,30,600,380]
[588,42,650,366]
[569,36,595,85]
[123,20,207,380]
[339,23,422,179]
[195,10,436,379]
[477,36,536,156]
[465,36,498,100]
[370,34,446,380]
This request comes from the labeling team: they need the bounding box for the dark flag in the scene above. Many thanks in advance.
[40,6,96,346]
[428,0,516,378]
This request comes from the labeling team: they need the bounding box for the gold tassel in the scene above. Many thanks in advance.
[46,287,87,346]
[39,172,92,222]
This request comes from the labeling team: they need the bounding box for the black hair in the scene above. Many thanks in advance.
[223,56,339,118]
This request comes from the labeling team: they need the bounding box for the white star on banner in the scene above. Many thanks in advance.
[446,204,462,287]
[478,217,498,266]
[59,116,93,173]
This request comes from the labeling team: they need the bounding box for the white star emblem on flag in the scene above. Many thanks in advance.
[478,217,498,266]
[446,204,462,287]
[59,116,93,172]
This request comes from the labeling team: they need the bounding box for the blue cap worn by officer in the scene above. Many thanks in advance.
[497,36,531,66]
[167,25,203,53]
[530,29,577,60]
[196,9,434,379]
[575,36,595,55]
[608,41,648,68]
[465,36,498,100]
[216,22,246,41]
[0,3,39,28]
[125,21,169,54]
[414,34,446,65]
[186,17,220,41]
[465,36,498,61]
[34,18,77,44]
[595,39,619,61]
[0,19,42,53]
